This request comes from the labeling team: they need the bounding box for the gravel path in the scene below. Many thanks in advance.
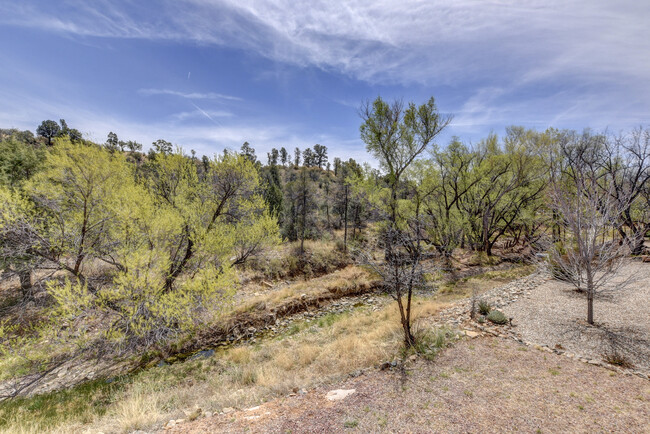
[169,337,650,433]
[503,260,650,375]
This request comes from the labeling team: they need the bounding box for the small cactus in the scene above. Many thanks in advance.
[478,300,492,315]
[487,309,508,325]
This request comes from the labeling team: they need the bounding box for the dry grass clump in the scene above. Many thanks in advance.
[110,383,163,432]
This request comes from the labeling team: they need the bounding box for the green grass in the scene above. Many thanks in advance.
[0,377,126,432]
[316,312,347,328]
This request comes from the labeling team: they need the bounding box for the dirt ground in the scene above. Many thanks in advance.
[169,337,650,433]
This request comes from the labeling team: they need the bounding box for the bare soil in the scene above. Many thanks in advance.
[170,337,650,433]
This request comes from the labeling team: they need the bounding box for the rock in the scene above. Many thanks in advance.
[587,359,600,365]
[262,280,273,288]
[326,389,356,401]
[379,361,392,370]
[246,405,261,412]
[222,407,235,414]
[204,411,213,418]
[300,293,307,300]
[464,330,480,338]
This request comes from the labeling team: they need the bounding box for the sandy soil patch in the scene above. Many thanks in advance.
[170,337,650,433]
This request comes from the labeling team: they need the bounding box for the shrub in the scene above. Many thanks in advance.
[410,326,456,360]
[486,310,508,325]
[548,243,574,282]
[548,258,573,282]
[603,351,633,369]
[478,300,492,315]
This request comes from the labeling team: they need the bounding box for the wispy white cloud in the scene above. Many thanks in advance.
[3,1,649,87]
[2,0,649,145]
[138,88,242,101]
[170,108,233,121]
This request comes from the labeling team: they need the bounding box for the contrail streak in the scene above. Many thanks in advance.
[190,101,221,126]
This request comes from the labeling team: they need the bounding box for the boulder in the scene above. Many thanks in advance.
[326,389,356,401]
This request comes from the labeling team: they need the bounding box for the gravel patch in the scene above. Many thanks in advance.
[503,260,650,375]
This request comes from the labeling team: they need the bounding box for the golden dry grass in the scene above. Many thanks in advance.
[0,297,446,433]
[235,265,374,314]
[110,383,163,433]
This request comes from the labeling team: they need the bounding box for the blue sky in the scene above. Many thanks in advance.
[1,1,649,163]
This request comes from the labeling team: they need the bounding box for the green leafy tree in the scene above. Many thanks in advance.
[241,141,257,164]
[294,147,301,166]
[302,147,315,167]
[360,96,451,225]
[124,140,142,153]
[279,147,288,165]
[2,140,279,349]
[68,128,83,143]
[36,120,61,146]
[267,148,279,166]
[358,96,451,347]
[262,165,283,218]
[0,138,43,187]
[105,132,119,152]
[313,144,328,169]
[456,129,547,255]
[152,139,173,154]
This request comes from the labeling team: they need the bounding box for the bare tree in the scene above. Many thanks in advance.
[355,224,433,347]
[547,139,629,325]
[601,128,650,255]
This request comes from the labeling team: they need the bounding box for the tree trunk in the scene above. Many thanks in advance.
[482,209,491,254]
[396,295,415,348]
[164,232,194,293]
[587,273,594,325]
[391,182,398,227]
[19,270,32,299]
[630,229,646,256]
[343,184,348,252]
[300,192,307,256]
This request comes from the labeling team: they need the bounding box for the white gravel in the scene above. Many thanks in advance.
[503,260,650,374]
